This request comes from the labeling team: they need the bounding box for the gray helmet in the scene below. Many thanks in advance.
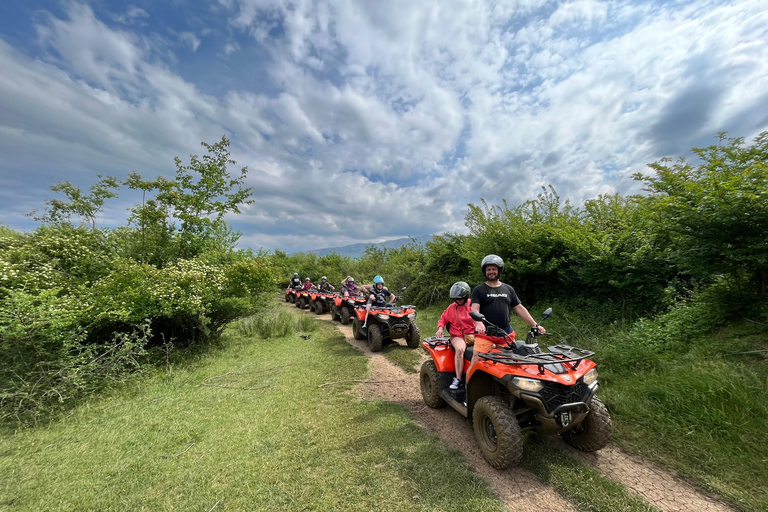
[481,254,504,278]
[449,281,471,299]
[321,276,327,280]
[305,277,311,282]
[347,277,355,283]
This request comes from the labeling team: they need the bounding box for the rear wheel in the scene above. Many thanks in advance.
[420,361,446,408]
[368,324,383,352]
[352,319,366,340]
[405,322,421,348]
[473,396,524,469]
[560,397,613,452]
[341,306,351,324]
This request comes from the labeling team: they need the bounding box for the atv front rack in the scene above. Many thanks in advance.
[424,337,595,374]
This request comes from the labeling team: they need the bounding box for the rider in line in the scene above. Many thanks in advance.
[435,281,475,390]
[341,277,360,297]
[302,277,314,291]
[289,272,302,289]
[317,276,335,293]
[471,254,545,344]
[362,275,395,331]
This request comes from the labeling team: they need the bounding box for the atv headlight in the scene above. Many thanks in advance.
[583,368,598,386]
[407,312,417,319]
[512,377,544,393]
[376,314,390,320]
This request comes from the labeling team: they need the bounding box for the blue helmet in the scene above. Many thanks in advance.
[373,275,384,285]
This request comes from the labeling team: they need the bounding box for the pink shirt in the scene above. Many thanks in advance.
[437,299,475,337]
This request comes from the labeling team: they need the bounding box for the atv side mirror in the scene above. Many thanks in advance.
[539,307,552,323]
[469,311,486,322]
[400,286,407,292]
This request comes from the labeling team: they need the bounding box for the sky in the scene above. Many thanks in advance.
[1,0,767,254]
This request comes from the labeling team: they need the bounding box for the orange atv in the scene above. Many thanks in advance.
[285,287,300,303]
[309,291,338,315]
[420,308,612,469]
[351,295,420,352]
[331,294,367,324]
[294,288,316,309]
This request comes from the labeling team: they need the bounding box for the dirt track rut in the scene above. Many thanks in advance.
[304,305,737,512]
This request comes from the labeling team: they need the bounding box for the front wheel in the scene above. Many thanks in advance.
[561,397,613,452]
[341,306,351,324]
[331,305,340,321]
[368,324,383,352]
[352,319,366,340]
[473,396,524,469]
[284,292,290,302]
[420,360,446,408]
[289,294,296,303]
[405,322,421,348]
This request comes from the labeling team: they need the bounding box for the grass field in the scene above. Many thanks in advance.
[0,303,666,512]
[0,314,508,511]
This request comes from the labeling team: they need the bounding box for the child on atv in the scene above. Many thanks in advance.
[362,275,395,331]
[342,277,360,297]
[318,276,335,293]
[435,282,476,390]
[302,278,314,291]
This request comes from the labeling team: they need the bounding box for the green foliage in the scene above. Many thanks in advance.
[0,137,277,425]
[28,175,120,229]
[636,132,768,294]
[236,307,307,339]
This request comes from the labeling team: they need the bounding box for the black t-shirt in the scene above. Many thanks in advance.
[290,277,302,288]
[471,282,521,328]
[369,286,392,306]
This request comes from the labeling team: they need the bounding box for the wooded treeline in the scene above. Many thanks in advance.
[277,133,768,324]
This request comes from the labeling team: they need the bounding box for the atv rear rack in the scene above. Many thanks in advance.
[424,337,594,373]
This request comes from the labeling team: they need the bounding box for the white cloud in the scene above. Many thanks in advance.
[2,0,768,252]
[113,5,150,25]
[178,31,202,52]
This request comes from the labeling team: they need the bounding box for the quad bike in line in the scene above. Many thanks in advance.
[351,291,420,352]
[331,294,367,324]
[294,288,316,310]
[420,308,612,469]
[285,287,301,303]
[309,291,339,315]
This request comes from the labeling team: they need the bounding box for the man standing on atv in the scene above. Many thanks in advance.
[471,254,545,338]
[289,272,302,289]
[362,275,395,330]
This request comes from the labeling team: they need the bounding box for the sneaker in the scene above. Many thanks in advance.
[449,377,462,390]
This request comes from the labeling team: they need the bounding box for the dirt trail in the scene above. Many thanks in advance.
[303,304,737,512]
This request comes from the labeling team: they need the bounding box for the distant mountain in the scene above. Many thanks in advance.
[292,234,434,257]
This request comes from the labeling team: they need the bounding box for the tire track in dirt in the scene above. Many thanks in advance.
[299,303,738,512]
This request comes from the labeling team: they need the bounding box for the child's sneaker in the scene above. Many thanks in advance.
[449,377,462,390]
